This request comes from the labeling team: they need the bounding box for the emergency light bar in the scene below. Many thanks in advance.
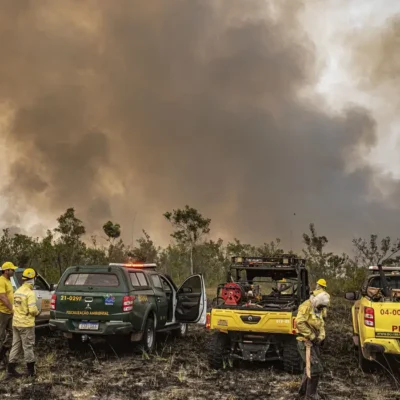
[109,263,157,269]
[369,266,400,271]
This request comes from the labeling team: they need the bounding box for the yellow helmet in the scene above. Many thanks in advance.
[22,268,37,280]
[1,262,18,271]
[317,278,327,287]
[279,278,287,283]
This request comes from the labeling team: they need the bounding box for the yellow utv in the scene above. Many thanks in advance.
[206,255,310,373]
[345,265,400,371]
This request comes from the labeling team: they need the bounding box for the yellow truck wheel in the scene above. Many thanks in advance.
[283,337,303,374]
[358,345,375,373]
[208,332,232,370]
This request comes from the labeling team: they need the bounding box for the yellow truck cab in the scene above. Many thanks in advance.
[345,265,400,371]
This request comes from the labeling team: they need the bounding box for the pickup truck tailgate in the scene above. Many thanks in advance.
[55,292,127,320]
[373,303,400,338]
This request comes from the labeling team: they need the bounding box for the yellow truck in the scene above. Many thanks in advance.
[206,256,310,373]
[345,265,400,372]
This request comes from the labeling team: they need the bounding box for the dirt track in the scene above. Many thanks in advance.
[1,300,400,400]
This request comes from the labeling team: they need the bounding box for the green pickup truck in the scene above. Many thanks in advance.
[49,263,207,352]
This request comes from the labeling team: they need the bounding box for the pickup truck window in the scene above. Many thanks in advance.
[181,275,201,293]
[65,273,119,287]
[34,276,49,291]
[369,275,400,289]
[129,272,148,287]
[160,277,172,292]
[150,275,163,289]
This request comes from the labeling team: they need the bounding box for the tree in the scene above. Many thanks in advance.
[54,208,86,276]
[103,221,121,242]
[256,239,285,257]
[352,234,400,267]
[128,230,159,263]
[55,208,86,241]
[194,239,229,285]
[159,243,188,283]
[302,223,333,284]
[226,239,256,258]
[102,221,121,261]
[164,206,211,274]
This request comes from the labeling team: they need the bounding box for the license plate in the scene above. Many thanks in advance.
[79,322,99,330]
[41,300,51,311]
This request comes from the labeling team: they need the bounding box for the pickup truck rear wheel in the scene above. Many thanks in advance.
[358,345,375,373]
[283,337,303,374]
[172,323,188,339]
[141,318,156,354]
[208,331,231,370]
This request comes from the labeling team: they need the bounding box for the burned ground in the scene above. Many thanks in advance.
[1,299,399,400]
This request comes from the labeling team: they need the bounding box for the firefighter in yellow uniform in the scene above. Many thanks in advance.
[310,279,330,319]
[0,262,18,368]
[295,291,329,399]
[7,268,40,378]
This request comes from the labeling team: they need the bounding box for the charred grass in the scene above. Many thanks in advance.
[1,299,400,399]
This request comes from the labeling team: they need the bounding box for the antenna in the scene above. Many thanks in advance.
[290,212,296,252]
[131,211,137,247]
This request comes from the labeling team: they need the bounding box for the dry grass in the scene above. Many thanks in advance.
[0,297,399,399]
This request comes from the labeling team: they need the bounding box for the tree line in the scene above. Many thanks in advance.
[1,206,400,293]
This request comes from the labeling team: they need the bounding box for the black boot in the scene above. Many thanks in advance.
[6,362,22,378]
[26,362,35,377]
[0,347,8,369]
[305,375,320,399]
[298,371,308,396]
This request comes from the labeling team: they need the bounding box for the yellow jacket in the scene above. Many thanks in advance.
[295,299,325,342]
[13,283,39,327]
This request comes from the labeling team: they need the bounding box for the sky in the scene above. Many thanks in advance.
[0,0,399,254]
[301,0,400,176]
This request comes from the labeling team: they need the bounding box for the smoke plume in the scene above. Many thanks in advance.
[0,0,399,252]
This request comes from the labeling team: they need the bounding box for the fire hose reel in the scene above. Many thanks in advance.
[221,283,242,305]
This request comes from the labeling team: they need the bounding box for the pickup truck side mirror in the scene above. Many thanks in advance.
[345,291,359,301]
[180,287,192,294]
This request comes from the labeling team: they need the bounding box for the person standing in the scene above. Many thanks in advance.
[7,268,39,378]
[295,291,330,399]
[0,262,18,368]
[310,279,330,320]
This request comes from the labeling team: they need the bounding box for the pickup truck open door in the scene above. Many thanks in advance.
[175,274,207,325]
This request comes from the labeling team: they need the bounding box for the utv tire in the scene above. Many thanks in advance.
[283,337,303,374]
[208,332,231,370]
[358,345,375,373]
[171,323,188,339]
[141,318,156,354]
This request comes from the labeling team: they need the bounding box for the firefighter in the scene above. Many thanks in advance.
[7,268,40,378]
[310,279,330,320]
[295,291,330,399]
[0,262,18,368]
[313,279,327,293]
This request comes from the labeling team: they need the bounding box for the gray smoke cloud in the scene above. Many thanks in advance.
[0,0,399,252]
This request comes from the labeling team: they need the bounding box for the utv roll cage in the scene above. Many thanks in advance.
[215,255,310,310]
